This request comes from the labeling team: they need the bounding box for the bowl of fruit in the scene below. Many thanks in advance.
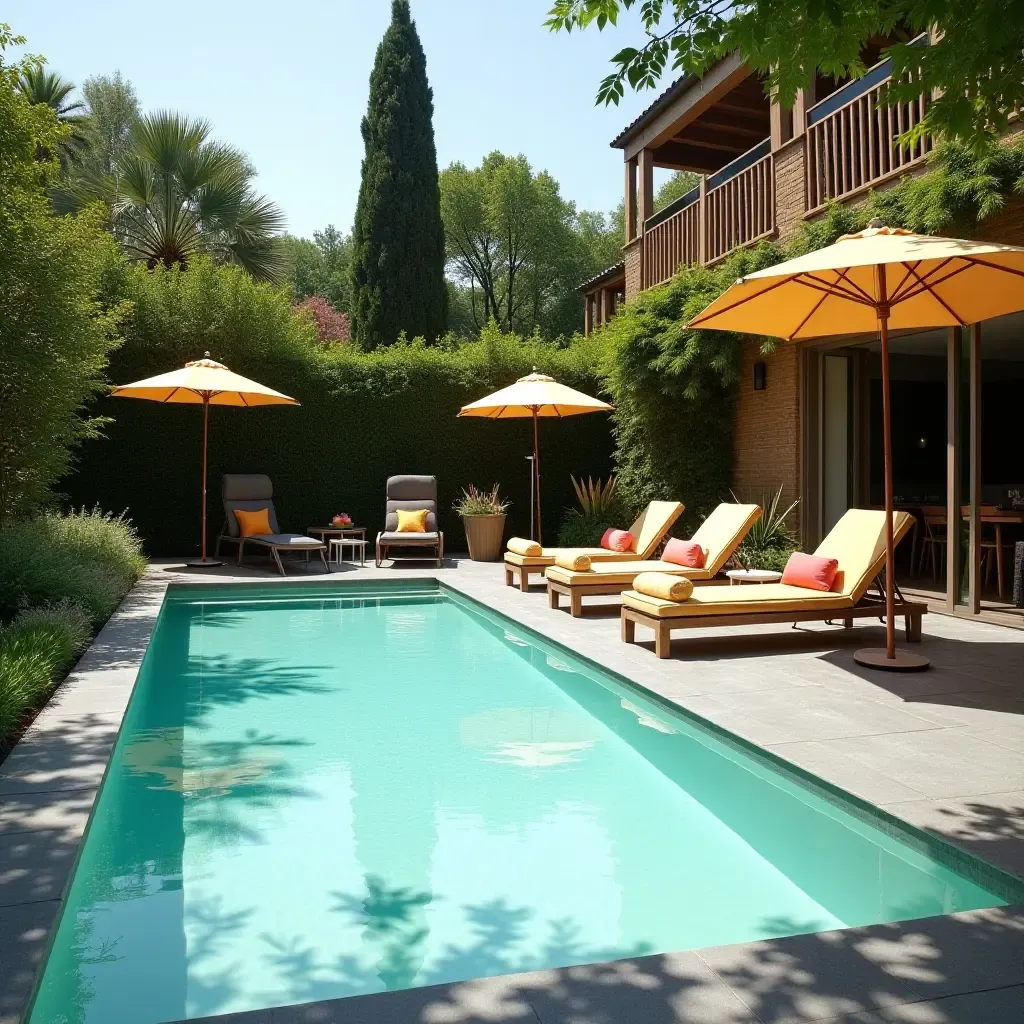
[331,513,354,529]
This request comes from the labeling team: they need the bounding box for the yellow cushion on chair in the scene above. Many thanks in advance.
[235,508,272,538]
[507,537,542,557]
[555,552,591,572]
[633,572,694,602]
[396,509,429,533]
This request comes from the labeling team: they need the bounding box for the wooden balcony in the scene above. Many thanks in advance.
[641,139,774,289]
[806,53,931,212]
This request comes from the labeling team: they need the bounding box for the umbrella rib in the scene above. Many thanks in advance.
[788,282,836,339]
[813,268,877,304]
[890,260,971,305]
[689,275,794,325]
[885,260,923,304]
[895,261,968,325]
[965,255,1024,281]
[793,272,875,306]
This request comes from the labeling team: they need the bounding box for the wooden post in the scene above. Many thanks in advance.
[697,174,708,265]
[600,287,611,326]
[638,148,654,229]
[584,294,592,335]
[770,84,784,151]
[625,157,638,242]
[200,396,209,562]
[794,81,816,137]
[945,327,961,611]
[968,323,982,614]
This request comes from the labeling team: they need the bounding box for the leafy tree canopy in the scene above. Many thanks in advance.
[441,151,620,338]
[546,0,1024,151]
[80,71,140,176]
[0,25,127,520]
[282,225,352,312]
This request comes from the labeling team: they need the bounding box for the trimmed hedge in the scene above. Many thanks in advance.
[61,261,614,555]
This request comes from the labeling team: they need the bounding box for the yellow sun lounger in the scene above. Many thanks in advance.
[620,508,925,658]
[545,503,762,616]
[503,500,684,592]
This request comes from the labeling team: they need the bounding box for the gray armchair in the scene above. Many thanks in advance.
[215,474,328,575]
[376,475,444,567]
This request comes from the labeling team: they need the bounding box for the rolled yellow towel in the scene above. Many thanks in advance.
[507,537,542,557]
[633,572,693,602]
[554,552,591,572]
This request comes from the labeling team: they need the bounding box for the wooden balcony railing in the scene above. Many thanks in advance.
[806,56,931,212]
[641,140,774,289]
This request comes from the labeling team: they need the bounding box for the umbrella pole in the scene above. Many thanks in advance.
[533,408,542,545]
[855,271,928,671]
[187,394,222,568]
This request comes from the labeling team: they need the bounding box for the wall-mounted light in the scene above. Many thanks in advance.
[753,361,767,391]
[917,436,928,449]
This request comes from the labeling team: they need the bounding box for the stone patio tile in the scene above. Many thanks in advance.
[0,738,115,797]
[823,730,1024,800]
[845,907,1024,1004]
[0,828,78,907]
[821,984,1024,1022]
[0,787,95,837]
[764,741,928,805]
[523,954,759,1024]
[0,900,60,1024]
[696,928,922,1024]
[884,792,1024,878]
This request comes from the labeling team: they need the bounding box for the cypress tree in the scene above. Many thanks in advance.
[350,0,447,349]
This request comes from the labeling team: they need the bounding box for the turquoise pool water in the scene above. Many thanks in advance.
[30,582,1012,1023]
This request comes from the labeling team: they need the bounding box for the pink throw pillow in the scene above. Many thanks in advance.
[662,538,706,568]
[781,552,839,592]
[600,528,635,552]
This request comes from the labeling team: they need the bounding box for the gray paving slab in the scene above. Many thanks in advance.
[822,984,1024,1022]
[0,828,78,907]
[0,787,96,837]
[0,899,60,1024]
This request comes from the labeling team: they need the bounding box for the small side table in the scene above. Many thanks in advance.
[329,536,367,566]
[727,569,783,585]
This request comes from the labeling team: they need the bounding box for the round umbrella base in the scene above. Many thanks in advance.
[184,559,224,569]
[854,647,930,671]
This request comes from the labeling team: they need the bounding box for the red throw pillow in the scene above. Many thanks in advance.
[662,538,706,568]
[600,528,635,552]
[781,552,840,592]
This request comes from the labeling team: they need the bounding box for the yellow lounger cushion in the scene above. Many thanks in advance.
[554,552,591,571]
[545,559,714,586]
[689,503,762,575]
[634,572,693,602]
[507,537,542,557]
[622,583,853,618]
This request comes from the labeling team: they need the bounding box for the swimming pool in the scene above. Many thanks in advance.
[28,581,1020,1023]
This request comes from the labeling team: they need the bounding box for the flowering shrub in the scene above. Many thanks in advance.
[295,296,350,344]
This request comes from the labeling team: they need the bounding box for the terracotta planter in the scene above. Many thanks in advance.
[461,513,507,561]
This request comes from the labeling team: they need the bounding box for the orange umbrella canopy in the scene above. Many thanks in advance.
[689,226,1024,338]
[111,356,299,407]
[458,371,613,419]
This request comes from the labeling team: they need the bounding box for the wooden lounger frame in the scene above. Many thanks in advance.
[505,561,549,592]
[620,579,925,659]
[547,575,727,616]
[215,533,329,577]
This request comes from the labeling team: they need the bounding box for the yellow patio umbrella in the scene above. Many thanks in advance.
[689,220,1024,671]
[458,370,613,543]
[111,354,299,567]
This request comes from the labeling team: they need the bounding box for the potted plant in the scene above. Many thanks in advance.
[454,484,509,561]
[732,485,799,572]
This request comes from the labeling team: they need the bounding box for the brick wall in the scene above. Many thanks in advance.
[732,339,802,513]
[773,138,807,244]
[970,195,1024,245]
[623,237,643,300]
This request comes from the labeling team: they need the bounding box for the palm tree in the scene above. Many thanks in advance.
[17,66,91,164]
[62,112,287,283]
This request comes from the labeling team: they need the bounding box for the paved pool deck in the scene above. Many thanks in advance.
[1,555,1022,1024]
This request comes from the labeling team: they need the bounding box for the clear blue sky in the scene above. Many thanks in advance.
[7,1,668,239]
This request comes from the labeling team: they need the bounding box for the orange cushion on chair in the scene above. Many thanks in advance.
[601,528,635,552]
[781,551,840,591]
[662,538,706,568]
[234,507,272,538]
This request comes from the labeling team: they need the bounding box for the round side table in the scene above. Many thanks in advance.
[726,569,783,585]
